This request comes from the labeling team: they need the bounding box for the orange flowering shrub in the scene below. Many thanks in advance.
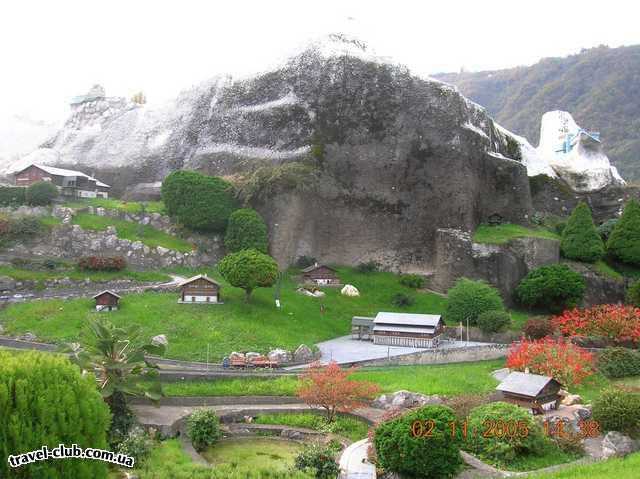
[506,338,595,386]
[552,304,640,345]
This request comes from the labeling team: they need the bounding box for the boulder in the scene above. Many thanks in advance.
[151,334,168,347]
[341,284,360,297]
[156,246,170,256]
[19,332,37,342]
[268,349,290,363]
[297,287,325,298]
[372,390,443,410]
[602,431,638,458]
[293,344,314,363]
[0,275,16,292]
[281,429,304,440]
[574,406,592,421]
[561,394,582,406]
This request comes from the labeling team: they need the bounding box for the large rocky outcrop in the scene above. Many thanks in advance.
[11,35,533,269]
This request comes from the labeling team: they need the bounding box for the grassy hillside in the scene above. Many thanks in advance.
[0,268,452,361]
[63,198,165,214]
[434,44,640,180]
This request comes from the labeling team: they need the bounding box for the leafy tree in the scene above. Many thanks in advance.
[65,318,165,447]
[297,361,379,423]
[218,249,278,302]
[506,338,595,386]
[161,170,237,232]
[0,350,111,478]
[476,310,511,333]
[224,208,268,253]
[374,405,462,479]
[607,199,640,266]
[515,264,585,313]
[25,181,58,205]
[187,409,222,451]
[445,278,505,325]
[560,202,604,262]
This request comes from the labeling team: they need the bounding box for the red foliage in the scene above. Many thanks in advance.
[297,361,380,422]
[551,304,640,345]
[78,256,127,271]
[506,338,595,386]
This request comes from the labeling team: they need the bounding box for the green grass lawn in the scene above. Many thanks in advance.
[530,452,640,478]
[201,438,303,472]
[473,224,560,245]
[254,412,370,441]
[0,268,455,360]
[72,213,193,253]
[63,198,165,214]
[0,264,170,284]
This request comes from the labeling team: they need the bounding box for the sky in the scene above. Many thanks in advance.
[1,0,638,124]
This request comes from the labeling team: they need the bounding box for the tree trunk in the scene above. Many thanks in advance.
[244,288,253,303]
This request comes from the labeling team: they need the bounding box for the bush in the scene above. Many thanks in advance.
[523,317,555,339]
[295,255,317,269]
[560,202,604,262]
[374,405,462,479]
[224,208,268,253]
[399,273,425,289]
[294,442,341,479]
[25,181,58,205]
[598,218,619,241]
[0,186,26,206]
[607,199,640,266]
[506,338,596,386]
[552,304,640,346]
[592,388,640,436]
[627,281,640,307]
[218,249,279,302]
[391,292,415,307]
[116,426,153,464]
[78,256,127,271]
[445,278,505,325]
[444,394,490,421]
[598,348,640,378]
[515,264,585,313]
[0,350,111,478]
[477,310,511,333]
[465,402,547,465]
[356,261,380,274]
[161,170,237,232]
[187,409,222,452]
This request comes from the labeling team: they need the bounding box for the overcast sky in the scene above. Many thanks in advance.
[1,0,638,123]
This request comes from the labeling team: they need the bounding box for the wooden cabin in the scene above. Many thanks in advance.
[301,263,340,286]
[92,290,121,312]
[178,274,221,304]
[13,164,111,199]
[496,372,563,414]
[372,312,444,348]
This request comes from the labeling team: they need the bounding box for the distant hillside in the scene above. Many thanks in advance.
[434,45,640,181]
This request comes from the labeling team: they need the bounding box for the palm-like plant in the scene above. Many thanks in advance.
[64,318,165,445]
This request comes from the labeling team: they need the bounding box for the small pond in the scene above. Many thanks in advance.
[201,437,303,471]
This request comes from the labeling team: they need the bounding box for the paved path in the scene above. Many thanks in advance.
[310,335,490,366]
[339,439,376,479]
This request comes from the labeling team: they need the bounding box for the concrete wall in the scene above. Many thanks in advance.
[352,343,509,367]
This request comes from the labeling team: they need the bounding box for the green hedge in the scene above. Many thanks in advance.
[445,278,505,325]
[598,348,640,378]
[607,199,640,266]
[0,186,26,206]
[515,264,585,313]
[560,202,604,262]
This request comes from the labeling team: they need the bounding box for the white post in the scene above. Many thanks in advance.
[466,318,470,346]
[206,344,210,371]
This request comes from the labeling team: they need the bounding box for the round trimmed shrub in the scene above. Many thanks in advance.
[0,350,111,478]
[477,310,511,333]
[399,274,425,289]
[598,348,640,378]
[465,402,547,465]
[294,442,341,479]
[523,317,555,339]
[592,388,640,436]
[187,409,222,451]
[391,292,415,307]
[560,202,604,262]
[25,181,58,205]
[218,249,279,302]
[515,264,585,313]
[224,208,268,253]
[607,199,640,266]
[374,405,462,479]
[161,170,237,232]
[445,278,505,325]
[627,280,640,307]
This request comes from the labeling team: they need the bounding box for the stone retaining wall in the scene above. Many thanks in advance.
[352,343,509,367]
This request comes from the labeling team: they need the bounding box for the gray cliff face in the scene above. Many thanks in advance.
[23,35,533,269]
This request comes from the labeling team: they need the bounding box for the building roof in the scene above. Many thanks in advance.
[352,316,375,326]
[92,290,122,300]
[496,372,561,397]
[17,164,110,189]
[301,263,337,273]
[374,312,442,327]
[178,274,221,288]
[373,325,436,334]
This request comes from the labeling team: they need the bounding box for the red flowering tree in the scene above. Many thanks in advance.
[297,361,380,422]
[552,305,640,345]
[506,338,595,386]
